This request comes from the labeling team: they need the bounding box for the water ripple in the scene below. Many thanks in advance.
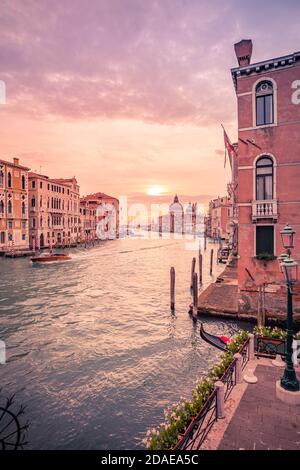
[0,237,250,449]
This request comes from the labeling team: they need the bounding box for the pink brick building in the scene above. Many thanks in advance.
[231,40,300,321]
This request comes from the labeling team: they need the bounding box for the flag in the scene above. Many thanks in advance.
[221,124,236,169]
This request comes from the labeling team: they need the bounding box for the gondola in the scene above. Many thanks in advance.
[199,322,231,352]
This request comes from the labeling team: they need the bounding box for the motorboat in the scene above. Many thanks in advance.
[31,252,71,263]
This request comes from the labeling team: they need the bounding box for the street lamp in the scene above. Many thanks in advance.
[278,224,299,392]
[280,256,298,285]
[280,223,295,253]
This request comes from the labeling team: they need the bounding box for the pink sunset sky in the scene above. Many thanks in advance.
[0,0,299,207]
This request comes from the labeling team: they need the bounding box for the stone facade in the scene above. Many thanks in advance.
[0,157,30,252]
[28,173,80,249]
[80,192,119,241]
[207,196,230,240]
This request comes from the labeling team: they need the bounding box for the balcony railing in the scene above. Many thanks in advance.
[252,199,277,221]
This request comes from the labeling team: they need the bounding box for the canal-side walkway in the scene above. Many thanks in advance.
[202,358,300,450]
[197,264,238,316]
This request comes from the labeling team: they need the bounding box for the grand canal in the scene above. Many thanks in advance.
[0,236,249,449]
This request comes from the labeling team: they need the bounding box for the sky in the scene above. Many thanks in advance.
[0,0,300,208]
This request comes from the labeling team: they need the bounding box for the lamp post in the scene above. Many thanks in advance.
[278,224,299,392]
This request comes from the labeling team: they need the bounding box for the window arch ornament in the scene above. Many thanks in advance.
[255,80,273,126]
[256,155,274,200]
[252,77,277,128]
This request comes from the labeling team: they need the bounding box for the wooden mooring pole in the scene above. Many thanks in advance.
[190,257,196,290]
[170,267,175,311]
[192,272,198,317]
[199,252,203,286]
[210,249,214,275]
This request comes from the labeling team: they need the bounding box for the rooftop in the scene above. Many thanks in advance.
[82,192,118,201]
[0,158,30,171]
[231,50,300,88]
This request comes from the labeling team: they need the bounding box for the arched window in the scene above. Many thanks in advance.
[0,200,4,214]
[256,156,274,200]
[0,170,4,187]
[8,199,12,214]
[22,201,26,215]
[7,172,12,188]
[22,175,26,190]
[256,81,274,126]
[31,197,36,208]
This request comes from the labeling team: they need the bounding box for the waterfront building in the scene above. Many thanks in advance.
[185,202,198,234]
[207,196,230,241]
[231,40,300,319]
[0,157,30,253]
[169,194,184,234]
[156,196,199,234]
[79,198,98,242]
[204,211,212,238]
[80,192,119,241]
[28,174,80,249]
[156,195,184,234]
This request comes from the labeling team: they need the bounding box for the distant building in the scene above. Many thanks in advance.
[231,39,300,319]
[206,196,230,240]
[204,212,211,238]
[79,198,98,242]
[0,157,30,253]
[169,194,184,233]
[28,174,80,249]
[155,195,200,234]
[80,192,119,241]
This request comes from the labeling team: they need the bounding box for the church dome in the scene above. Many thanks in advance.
[169,194,183,213]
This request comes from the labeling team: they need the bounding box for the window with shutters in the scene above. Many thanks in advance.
[256,225,274,256]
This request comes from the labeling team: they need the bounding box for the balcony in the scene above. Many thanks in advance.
[252,199,278,222]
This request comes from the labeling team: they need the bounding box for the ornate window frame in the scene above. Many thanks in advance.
[252,77,277,128]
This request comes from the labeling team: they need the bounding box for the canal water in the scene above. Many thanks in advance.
[0,236,249,449]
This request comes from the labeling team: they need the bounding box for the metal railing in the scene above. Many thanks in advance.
[173,390,218,450]
[174,338,251,450]
[220,358,237,401]
[255,336,286,358]
[241,339,250,369]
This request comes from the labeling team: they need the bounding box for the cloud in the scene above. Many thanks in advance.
[1,0,299,201]
[2,0,299,125]
[0,0,239,125]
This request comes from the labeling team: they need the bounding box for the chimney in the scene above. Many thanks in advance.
[234,39,253,67]
[13,157,20,166]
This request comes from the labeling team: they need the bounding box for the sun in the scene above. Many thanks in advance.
[147,185,165,196]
